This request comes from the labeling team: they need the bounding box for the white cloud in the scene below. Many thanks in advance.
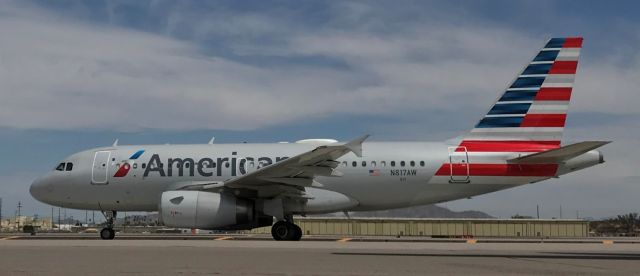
[0,3,366,131]
[4,2,638,132]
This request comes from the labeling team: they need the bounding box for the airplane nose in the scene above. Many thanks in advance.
[30,176,50,203]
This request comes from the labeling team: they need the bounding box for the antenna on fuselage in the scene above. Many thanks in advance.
[208,137,215,144]
[112,139,119,147]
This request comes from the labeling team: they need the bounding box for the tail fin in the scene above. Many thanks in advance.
[462,37,582,149]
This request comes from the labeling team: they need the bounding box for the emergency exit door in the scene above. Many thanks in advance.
[448,146,470,183]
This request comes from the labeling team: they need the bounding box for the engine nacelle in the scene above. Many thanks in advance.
[160,191,254,230]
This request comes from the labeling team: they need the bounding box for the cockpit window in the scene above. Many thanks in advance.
[65,162,73,171]
[55,163,65,171]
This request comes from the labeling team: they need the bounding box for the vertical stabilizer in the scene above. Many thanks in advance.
[460,37,583,151]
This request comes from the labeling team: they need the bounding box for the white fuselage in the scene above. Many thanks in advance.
[30,141,602,214]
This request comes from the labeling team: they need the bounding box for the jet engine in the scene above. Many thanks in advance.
[160,191,256,230]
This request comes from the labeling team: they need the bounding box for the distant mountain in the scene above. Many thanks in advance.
[349,204,493,219]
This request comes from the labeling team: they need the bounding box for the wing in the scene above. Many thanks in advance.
[177,135,369,198]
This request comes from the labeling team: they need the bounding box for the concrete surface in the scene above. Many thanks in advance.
[2,233,640,243]
[1,239,639,275]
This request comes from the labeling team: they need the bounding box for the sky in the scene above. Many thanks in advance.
[0,0,638,220]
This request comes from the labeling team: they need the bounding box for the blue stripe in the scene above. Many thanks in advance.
[533,50,559,62]
[499,90,538,101]
[476,117,524,128]
[488,103,532,115]
[545,38,565,48]
[522,64,552,75]
[510,77,545,88]
[129,150,145,159]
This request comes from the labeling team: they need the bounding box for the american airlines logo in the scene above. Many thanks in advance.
[143,152,289,177]
[113,150,145,177]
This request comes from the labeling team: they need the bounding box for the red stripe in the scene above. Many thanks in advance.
[521,114,567,127]
[458,140,560,152]
[548,61,578,74]
[535,88,572,101]
[435,163,558,177]
[563,37,583,48]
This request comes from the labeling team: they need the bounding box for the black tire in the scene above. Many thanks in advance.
[271,221,289,241]
[100,228,115,240]
[291,224,302,241]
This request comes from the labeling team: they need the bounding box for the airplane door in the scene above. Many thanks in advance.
[92,151,111,185]
[448,146,470,183]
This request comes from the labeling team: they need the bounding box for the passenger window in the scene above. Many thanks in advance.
[142,163,146,169]
[225,162,230,168]
[133,163,138,169]
[381,161,386,167]
[400,161,406,167]
[56,163,65,171]
[410,161,415,167]
[420,161,425,167]
[371,161,377,167]
[352,161,357,167]
[390,161,396,167]
[361,161,366,167]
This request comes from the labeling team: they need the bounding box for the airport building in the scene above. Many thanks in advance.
[251,217,590,238]
[1,216,53,232]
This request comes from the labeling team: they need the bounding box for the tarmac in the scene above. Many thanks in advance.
[1,235,639,275]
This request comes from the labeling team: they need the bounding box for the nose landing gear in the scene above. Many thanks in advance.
[99,210,116,240]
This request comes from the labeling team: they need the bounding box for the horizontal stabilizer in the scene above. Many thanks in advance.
[508,141,610,164]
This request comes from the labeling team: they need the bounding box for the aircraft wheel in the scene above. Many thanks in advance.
[291,224,302,241]
[271,221,289,241]
[100,228,115,240]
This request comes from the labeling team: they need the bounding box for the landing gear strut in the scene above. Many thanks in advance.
[99,210,116,240]
[271,216,302,241]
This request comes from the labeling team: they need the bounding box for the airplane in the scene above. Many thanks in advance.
[30,37,609,240]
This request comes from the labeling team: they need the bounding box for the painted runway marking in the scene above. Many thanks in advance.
[466,239,477,244]
[337,238,352,242]
[603,240,614,245]
[215,236,233,241]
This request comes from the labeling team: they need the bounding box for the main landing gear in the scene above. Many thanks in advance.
[271,217,302,241]
[99,210,116,240]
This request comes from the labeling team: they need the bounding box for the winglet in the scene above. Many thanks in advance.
[208,137,215,145]
[112,139,119,147]
[345,134,369,157]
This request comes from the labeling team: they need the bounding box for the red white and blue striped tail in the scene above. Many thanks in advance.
[461,37,582,151]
